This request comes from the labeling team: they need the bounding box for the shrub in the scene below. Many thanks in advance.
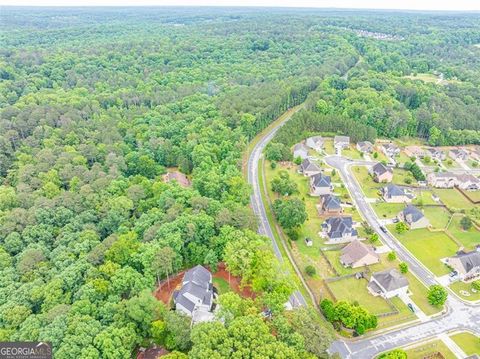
[305,265,316,277]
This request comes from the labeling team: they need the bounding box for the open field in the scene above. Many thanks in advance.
[450,332,480,356]
[433,188,475,211]
[450,281,480,302]
[404,339,456,359]
[447,215,480,250]
[391,227,457,276]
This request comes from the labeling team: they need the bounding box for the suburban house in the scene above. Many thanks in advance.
[382,143,400,158]
[449,148,469,161]
[405,145,424,159]
[293,143,309,160]
[305,136,324,152]
[340,240,380,268]
[425,147,446,161]
[334,136,350,151]
[163,171,191,187]
[310,173,332,196]
[427,172,457,188]
[173,265,214,319]
[299,158,321,177]
[285,294,303,311]
[319,194,343,214]
[371,162,393,183]
[321,216,358,243]
[446,249,480,282]
[382,184,413,203]
[356,141,374,154]
[456,174,480,191]
[398,205,430,229]
[368,268,409,299]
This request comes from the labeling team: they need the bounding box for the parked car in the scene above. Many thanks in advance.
[392,218,399,223]
[449,271,458,278]
[380,226,387,233]
[407,303,415,312]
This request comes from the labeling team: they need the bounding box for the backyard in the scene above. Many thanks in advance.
[433,188,476,211]
[447,215,480,250]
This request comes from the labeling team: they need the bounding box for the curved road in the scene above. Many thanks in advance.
[325,155,480,358]
[247,107,307,307]
[247,113,480,358]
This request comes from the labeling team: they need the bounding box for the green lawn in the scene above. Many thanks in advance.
[412,190,438,206]
[391,227,458,276]
[327,276,393,315]
[422,206,451,230]
[352,165,382,198]
[450,332,480,356]
[377,296,416,330]
[323,138,335,155]
[462,190,480,202]
[433,188,475,211]
[405,272,442,315]
[397,151,412,166]
[342,146,362,160]
[392,168,417,186]
[404,340,456,359]
[213,277,232,294]
[447,215,480,250]
[450,281,480,302]
[372,202,405,219]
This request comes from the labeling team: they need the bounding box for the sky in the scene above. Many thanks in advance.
[0,0,479,11]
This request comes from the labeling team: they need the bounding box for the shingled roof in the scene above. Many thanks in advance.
[340,240,378,266]
[451,251,480,273]
[371,268,409,292]
[311,173,331,188]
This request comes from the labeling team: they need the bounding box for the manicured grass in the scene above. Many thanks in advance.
[463,190,480,202]
[422,206,451,230]
[342,146,362,160]
[323,138,335,155]
[377,296,416,330]
[412,190,438,206]
[392,227,458,276]
[447,215,480,250]
[397,151,412,166]
[450,332,480,356]
[392,168,417,186]
[327,277,393,315]
[450,281,480,302]
[213,277,232,294]
[404,73,440,83]
[405,272,442,315]
[404,340,456,359]
[351,165,382,198]
[372,202,405,219]
[433,188,475,211]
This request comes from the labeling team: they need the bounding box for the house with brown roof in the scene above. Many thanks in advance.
[371,162,393,183]
[340,240,380,268]
[382,184,413,203]
[163,171,191,187]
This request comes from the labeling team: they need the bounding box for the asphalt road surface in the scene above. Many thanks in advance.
[247,110,307,307]
[325,155,480,358]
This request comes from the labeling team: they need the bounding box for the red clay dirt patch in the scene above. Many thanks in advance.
[153,263,255,305]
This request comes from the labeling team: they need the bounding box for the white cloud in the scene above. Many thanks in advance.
[0,0,479,10]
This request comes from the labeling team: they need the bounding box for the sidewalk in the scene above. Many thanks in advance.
[438,333,467,358]
[399,293,429,322]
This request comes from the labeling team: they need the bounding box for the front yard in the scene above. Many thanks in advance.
[391,227,457,276]
[404,340,456,359]
[372,202,405,219]
[450,281,480,302]
[351,165,382,198]
[450,332,480,356]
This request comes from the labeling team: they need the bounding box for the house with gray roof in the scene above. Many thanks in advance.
[299,158,321,177]
[292,143,308,160]
[427,172,457,188]
[425,147,446,161]
[382,143,400,158]
[371,162,393,183]
[310,173,332,196]
[449,148,469,161]
[174,265,214,319]
[382,184,413,203]
[456,174,480,191]
[305,136,324,152]
[319,194,342,214]
[446,249,480,282]
[334,136,350,152]
[356,141,374,154]
[321,216,357,243]
[398,205,430,229]
[340,240,379,268]
[368,268,409,299]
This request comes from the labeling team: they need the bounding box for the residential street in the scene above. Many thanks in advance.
[325,155,480,358]
[247,108,307,307]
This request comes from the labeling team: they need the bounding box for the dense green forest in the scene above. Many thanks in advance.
[1,6,480,358]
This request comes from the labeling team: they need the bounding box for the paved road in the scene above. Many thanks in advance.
[325,155,480,358]
[247,109,307,307]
